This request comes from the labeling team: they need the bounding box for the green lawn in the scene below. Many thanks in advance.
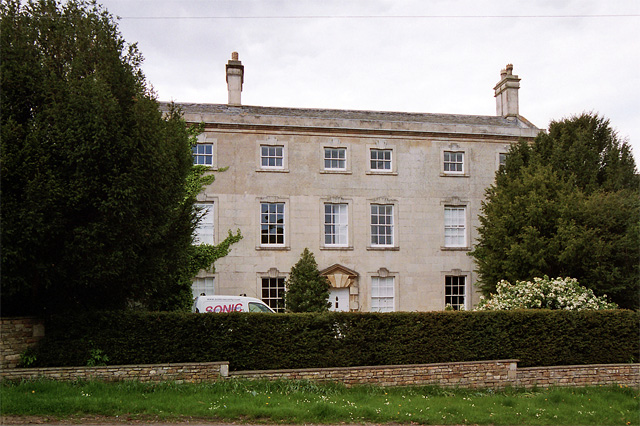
[2,379,638,425]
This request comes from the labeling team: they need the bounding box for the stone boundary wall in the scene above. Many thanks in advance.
[0,317,45,369]
[231,362,639,388]
[231,360,518,388]
[0,362,229,383]
[517,364,639,388]
[3,360,637,389]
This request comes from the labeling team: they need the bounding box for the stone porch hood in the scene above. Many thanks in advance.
[161,103,541,140]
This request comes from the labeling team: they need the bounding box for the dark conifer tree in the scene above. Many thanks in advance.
[0,0,241,313]
[471,113,639,309]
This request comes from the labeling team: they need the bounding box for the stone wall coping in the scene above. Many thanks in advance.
[1,316,41,319]
[518,363,639,371]
[0,316,41,322]
[231,359,520,375]
[9,361,229,374]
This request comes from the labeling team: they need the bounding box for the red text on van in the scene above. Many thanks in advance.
[205,303,243,313]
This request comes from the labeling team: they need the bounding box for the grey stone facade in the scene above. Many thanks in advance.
[166,54,541,312]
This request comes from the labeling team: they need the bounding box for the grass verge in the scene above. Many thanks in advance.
[2,379,638,425]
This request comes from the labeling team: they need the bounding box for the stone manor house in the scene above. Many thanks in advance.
[165,53,541,312]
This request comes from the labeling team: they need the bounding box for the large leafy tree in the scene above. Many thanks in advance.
[145,120,242,311]
[284,248,331,313]
[0,0,228,314]
[471,113,639,310]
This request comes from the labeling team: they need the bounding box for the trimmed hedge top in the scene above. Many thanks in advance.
[28,310,639,369]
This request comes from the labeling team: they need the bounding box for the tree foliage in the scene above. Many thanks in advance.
[475,276,618,311]
[470,113,639,310]
[284,248,331,313]
[0,0,239,314]
[146,119,243,311]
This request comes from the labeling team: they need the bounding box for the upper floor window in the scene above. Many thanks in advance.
[444,206,466,247]
[324,203,348,246]
[444,151,464,173]
[445,275,466,310]
[260,202,285,246]
[194,203,214,245]
[498,152,508,168]
[370,149,392,171]
[367,141,396,175]
[371,276,394,312]
[324,148,346,170]
[193,144,214,165]
[261,145,284,169]
[257,136,288,172]
[370,204,394,247]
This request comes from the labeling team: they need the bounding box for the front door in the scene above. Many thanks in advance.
[329,288,349,312]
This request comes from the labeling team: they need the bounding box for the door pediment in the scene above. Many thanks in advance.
[320,264,359,289]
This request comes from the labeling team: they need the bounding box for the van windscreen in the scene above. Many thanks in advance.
[249,302,273,313]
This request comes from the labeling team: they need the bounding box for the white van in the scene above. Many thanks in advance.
[192,295,275,313]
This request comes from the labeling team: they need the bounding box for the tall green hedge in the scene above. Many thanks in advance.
[27,310,639,369]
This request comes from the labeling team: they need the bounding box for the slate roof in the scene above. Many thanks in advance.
[164,102,538,130]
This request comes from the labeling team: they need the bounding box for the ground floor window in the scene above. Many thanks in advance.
[371,276,394,312]
[192,277,215,299]
[445,275,466,310]
[261,277,285,312]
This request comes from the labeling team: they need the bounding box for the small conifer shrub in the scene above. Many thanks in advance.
[284,248,331,312]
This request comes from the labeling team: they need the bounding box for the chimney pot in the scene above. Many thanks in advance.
[506,63,514,75]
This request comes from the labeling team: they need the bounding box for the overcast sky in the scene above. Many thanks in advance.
[97,0,640,162]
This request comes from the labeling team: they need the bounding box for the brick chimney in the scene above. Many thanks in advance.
[226,52,244,105]
[494,64,520,117]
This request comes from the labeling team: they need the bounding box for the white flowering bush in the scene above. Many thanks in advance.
[475,276,618,311]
